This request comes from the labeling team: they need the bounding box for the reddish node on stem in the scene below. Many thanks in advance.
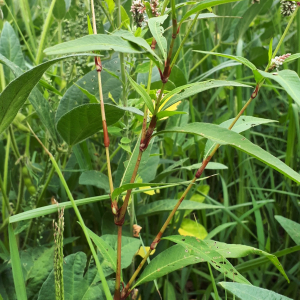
[114,216,125,227]
[140,116,157,151]
[251,85,259,99]
[150,239,160,250]
[102,120,110,147]
[95,56,102,72]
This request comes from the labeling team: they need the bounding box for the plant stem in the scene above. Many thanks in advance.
[27,123,113,300]
[3,0,36,63]
[36,0,58,64]
[121,85,261,297]
[121,12,297,287]
[272,7,299,60]
[15,166,25,215]
[100,145,121,173]
[19,0,37,54]
[90,0,114,197]
[0,173,11,214]
[171,11,200,69]
[36,153,61,208]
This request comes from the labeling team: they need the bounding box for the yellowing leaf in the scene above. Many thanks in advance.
[139,186,155,195]
[137,246,156,258]
[190,185,210,203]
[178,219,207,239]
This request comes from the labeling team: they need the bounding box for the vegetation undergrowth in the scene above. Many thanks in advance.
[0,0,300,299]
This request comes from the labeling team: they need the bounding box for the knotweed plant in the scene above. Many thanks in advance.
[1,0,300,300]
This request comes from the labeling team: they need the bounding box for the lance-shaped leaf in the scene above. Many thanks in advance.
[148,15,168,62]
[194,50,263,82]
[126,73,155,113]
[0,54,59,143]
[8,224,27,300]
[204,240,288,282]
[56,103,125,146]
[85,227,117,273]
[180,0,243,23]
[258,70,300,107]
[136,200,221,217]
[121,32,162,64]
[219,282,293,300]
[44,34,142,55]
[0,56,80,135]
[284,53,300,64]
[135,236,288,287]
[204,116,277,157]
[153,122,300,184]
[275,216,300,245]
[111,182,173,200]
[160,80,251,111]
[134,236,250,288]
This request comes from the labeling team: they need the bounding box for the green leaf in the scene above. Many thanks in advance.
[120,136,153,186]
[136,235,250,288]
[53,0,66,19]
[135,235,289,287]
[148,15,168,62]
[0,22,25,81]
[268,38,273,63]
[178,219,208,239]
[0,54,59,143]
[205,222,240,240]
[121,32,162,64]
[104,0,115,14]
[160,80,251,111]
[74,84,99,103]
[193,51,263,83]
[156,111,187,119]
[55,60,122,123]
[284,53,300,64]
[204,240,288,282]
[133,244,198,286]
[136,200,221,217]
[219,282,293,300]
[275,215,300,245]
[180,0,242,23]
[87,15,93,35]
[44,35,143,56]
[23,246,54,298]
[112,182,172,200]
[258,70,300,107]
[38,252,114,299]
[126,73,155,113]
[0,55,81,135]
[101,235,141,269]
[189,12,241,20]
[234,0,272,41]
[163,280,176,300]
[194,50,256,70]
[154,122,300,184]
[8,224,27,300]
[56,103,125,146]
[85,228,117,274]
[204,116,277,157]
[79,171,110,192]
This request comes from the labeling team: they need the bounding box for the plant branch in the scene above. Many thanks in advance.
[121,11,298,286]
[90,0,115,197]
[120,82,261,298]
[36,0,57,64]
[272,6,299,60]
[170,11,200,69]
